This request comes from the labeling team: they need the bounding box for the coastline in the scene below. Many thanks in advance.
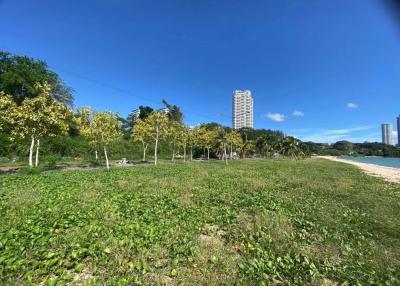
[317,156,400,183]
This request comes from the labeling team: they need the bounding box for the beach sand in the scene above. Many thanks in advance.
[317,156,400,183]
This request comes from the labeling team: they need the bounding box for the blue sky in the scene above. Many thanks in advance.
[1,0,400,143]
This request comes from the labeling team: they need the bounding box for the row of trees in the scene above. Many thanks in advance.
[0,51,308,169]
[0,82,307,169]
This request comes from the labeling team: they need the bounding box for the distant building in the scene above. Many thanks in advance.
[130,109,141,125]
[397,115,400,146]
[158,107,169,114]
[381,123,393,145]
[232,90,254,129]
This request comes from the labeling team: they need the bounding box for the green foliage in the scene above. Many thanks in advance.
[306,141,400,157]
[0,92,17,133]
[0,159,399,284]
[9,82,71,142]
[18,165,44,175]
[0,51,73,106]
[162,99,183,123]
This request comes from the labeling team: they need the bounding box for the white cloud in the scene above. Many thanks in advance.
[347,102,358,108]
[262,113,287,122]
[292,110,304,117]
[290,126,376,143]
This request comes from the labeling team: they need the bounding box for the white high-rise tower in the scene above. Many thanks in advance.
[397,115,400,146]
[381,123,393,145]
[232,90,253,129]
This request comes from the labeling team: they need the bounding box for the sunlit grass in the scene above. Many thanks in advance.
[0,159,399,285]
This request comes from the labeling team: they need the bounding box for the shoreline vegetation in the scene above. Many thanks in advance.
[318,156,400,183]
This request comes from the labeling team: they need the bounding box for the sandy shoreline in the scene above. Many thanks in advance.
[317,156,400,183]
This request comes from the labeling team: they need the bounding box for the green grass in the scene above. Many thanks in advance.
[0,159,399,285]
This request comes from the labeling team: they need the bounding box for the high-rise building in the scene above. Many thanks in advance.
[381,123,393,145]
[130,109,141,125]
[232,90,253,129]
[397,115,400,146]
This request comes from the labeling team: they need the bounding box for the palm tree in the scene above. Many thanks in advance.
[280,136,304,159]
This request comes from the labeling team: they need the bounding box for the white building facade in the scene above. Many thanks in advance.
[381,123,393,145]
[232,90,254,129]
[397,116,400,146]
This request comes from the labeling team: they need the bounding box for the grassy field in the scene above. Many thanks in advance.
[0,159,399,285]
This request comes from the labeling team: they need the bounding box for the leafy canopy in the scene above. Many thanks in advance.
[77,107,123,146]
[9,82,71,141]
[0,51,73,106]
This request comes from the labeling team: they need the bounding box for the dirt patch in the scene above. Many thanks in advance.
[236,210,293,253]
[237,210,292,233]
[300,242,342,266]
[174,224,239,285]
[179,191,193,207]
[116,180,129,190]
[322,278,339,286]
[146,273,177,286]
[71,267,95,285]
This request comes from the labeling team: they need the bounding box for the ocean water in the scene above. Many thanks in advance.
[342,156,400,169]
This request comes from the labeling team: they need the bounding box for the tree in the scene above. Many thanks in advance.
[92,112,123,170]
[226,131,242,159]
[0,92,17,133]
[143,112,169,165]
[216,127,229,165]
[197,126,218,160]
[183,126,196,162]
[162,99,183,123]
[77,108,123,170]
[126,105,154,130]
[278,136,304,159]
[167,121,185,162]
[333,140,354,153]
[132,119,151,161]
[9,82,70,167]
[138,106,154,120]
[0,51,73,106]
[76,107,99,161]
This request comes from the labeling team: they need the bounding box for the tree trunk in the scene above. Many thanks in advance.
[224,144,228,165]
[183,144,186,162]
[154,127,159,165]
[95,150,98,161]
[190,148,193,161]
[207,148,210,160]
[142,142,148,161]
[172,142,175,162]
[28,135,35,168]
[230,143,233,160]
[104,145,110,170]
[35,139,40,167]
[101,133,109,170]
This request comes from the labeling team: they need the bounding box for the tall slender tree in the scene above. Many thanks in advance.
[197,126,218,160]
[216,127,229,165]
[77,108,122,170]
[143,112,169,165]
[226,131,242,159]
[132,119,151,162]
[167,121,185,162]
